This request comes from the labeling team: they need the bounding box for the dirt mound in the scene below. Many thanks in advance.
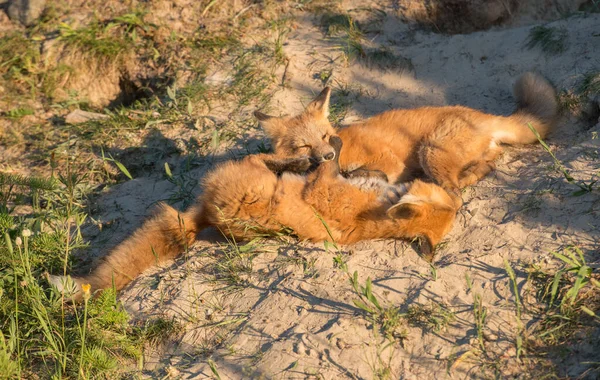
[396,0,592,33]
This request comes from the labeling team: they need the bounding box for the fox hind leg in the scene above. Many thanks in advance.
[457,142,502,188]
[458,160,496,188]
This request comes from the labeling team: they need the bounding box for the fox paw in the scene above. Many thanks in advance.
[282,156,312,174]
[383,184,408,204]
[344,168,389,182]
[328,136,343,156]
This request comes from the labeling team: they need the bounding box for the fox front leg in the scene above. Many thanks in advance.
[261,155,312,175]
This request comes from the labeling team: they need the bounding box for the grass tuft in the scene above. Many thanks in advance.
[525,25,568,55]
[579,71,600,96]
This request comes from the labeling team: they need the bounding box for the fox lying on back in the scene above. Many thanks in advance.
[256,72,559,191]
[49,132,459,299]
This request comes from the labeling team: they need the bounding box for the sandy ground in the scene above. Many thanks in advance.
[80,5,600,379]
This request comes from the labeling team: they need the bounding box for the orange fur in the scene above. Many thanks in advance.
[260,72,559,191]
[48,153,458,299]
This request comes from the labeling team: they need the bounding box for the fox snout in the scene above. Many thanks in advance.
[311,149,336,163]
[314,135,341,162]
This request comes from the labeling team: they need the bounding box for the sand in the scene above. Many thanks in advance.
[81,4,600,378]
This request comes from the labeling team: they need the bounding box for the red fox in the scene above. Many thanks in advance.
[255,72,559,191]
[48,137,459,298]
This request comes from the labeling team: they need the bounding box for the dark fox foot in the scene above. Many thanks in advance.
[344,168,389,182]
[264,156,312,175]
[328,135,343,158]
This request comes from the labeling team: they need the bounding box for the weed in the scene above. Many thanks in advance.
[526,123,598,194]
[142,317,183,345]
[580,0,600,13]
[579,70,600,97]
[504,259,524,359]
[525,246,600,346]
[361,47,414,73]
[557,89,583,113]
[0,163,151,378]
[209,238,261,291]
[276,253,319,278]
[321,13,365,64]
[164,162,198,208]
[58,21,131,62]
[405,302,455,332]
[328,84,357,125]
[100,147,133,180]
[5,108,34,119]
[472,293,488,352]
[321,215,406,342]
[525,26,568,55]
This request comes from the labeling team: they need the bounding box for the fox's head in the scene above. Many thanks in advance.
[254,87,337,163]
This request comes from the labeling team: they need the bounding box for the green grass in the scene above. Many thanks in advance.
[526,123,598,194]
[58,22,131,62]
[321,13,366,64]
[361,47,414,73]
[524,246,600,372]
[405,301,455,332]
[579,70,600,96]
[0,170,148,378]
[525,25,568,55]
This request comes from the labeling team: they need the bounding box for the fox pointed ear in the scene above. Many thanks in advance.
[386,195,424,219]
[254,111,276,122]
[306,87,331,118]
[254,111,284,137]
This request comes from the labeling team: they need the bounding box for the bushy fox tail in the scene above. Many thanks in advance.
[48,202,205,300]
[493,72,559,145]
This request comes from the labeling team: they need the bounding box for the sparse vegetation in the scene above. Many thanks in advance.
[525,25,568,55]
[527,123,598,194]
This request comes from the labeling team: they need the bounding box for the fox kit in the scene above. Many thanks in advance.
[255,72,559,191]
[48,137,459,298]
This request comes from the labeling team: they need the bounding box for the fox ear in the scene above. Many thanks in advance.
[386,196,424,219]
[306,87,331,118]
[254,111,276,122]
[254,111,284,137]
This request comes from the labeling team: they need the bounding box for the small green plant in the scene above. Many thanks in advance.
[58,21,131,62]
[164,162,198,208]
[208,358,222,379]
[525,25,568,55]
[320,213,406,341]
[405,302,455,332]
[472,293,488,352]
[5,108,34,119]
[321,13,365,64]
[100,147,133,180]
[142,317,183,345]
[526,123,598,194]
[579,70,600,97]
[504,259,524,359]
[548,247,599,307]
[526,246,600,347]
[361,47,414,73]
[209,236,261,292]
